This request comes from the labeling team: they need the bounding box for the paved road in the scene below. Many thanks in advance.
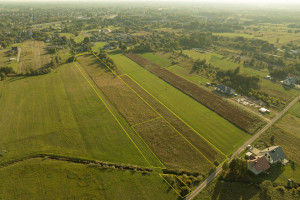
[186,94,300,200]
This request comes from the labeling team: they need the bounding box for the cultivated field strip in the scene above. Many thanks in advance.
[125,53,266,134]
[121,75,226,164]
[132,118,213,172]
[75,54,165,168]
[76,53,224,172]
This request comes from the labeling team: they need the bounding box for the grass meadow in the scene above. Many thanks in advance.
[289,101,300,118]
[0,158,178,200]
[109,52,250,155]
[0,63,147,166]
[140,52,172,67]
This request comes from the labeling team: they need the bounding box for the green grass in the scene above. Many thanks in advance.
[0,158,178,200]
[92,42,107,52]
[277,114,300,139]
[109,53,250,155]
[168,65,211,86]
[0,63,147,166]
[140,52,172,67]
[289,102,300,118]
[259,80,299,102]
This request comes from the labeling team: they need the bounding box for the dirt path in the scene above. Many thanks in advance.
[186,94,300,200]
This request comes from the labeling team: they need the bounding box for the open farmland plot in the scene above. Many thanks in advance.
[76,55,159,126]
[109,53,250,156]
[76,54,217,172]
[126,53,265,134]
[0,63,147,166]
[121,75,226,164]
[132,118,213,172]
[289,101,300,117]
[18,40,51,74]
[0,158,178,200]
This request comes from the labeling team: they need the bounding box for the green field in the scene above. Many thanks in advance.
[0,158,177,200]
[0,63,147,166]
[109,52,250,155]
[140,52,172,67]
[277,114,300,139]
[92,42,107,52]
[289,101,300,118]
[167,65,211,86]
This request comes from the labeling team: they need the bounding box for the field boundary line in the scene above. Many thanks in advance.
[86,53,218,167]
[124,74,227,160]
[131,117,162,127]
[159,174,192,198]
[73,54,155,169]
[131,126,166,169]
[117,74,127,77]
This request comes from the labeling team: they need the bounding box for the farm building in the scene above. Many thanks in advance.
[258,146,287,165]
[248,156,271,175]
[216,84,235,95]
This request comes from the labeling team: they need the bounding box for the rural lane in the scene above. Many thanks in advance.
[186,94,300,200]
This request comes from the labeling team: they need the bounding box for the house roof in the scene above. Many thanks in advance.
[248,156,270,174]
[216,84,235,94]
[260,146,287,162]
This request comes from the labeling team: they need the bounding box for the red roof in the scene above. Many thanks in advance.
[251,156,270,172]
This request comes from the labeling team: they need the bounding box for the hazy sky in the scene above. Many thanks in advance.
[1,0,300,5]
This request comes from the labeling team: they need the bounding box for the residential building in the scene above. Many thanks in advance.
[259,146,287,164]
[216,84,235,95]
[248,156,271,175]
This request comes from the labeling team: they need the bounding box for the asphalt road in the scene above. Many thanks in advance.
[186,94,300,200]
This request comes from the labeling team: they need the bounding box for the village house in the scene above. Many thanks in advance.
[259,146,288,165]
[216,84,235,95]
[246,145,288,175]
[248,156,271,175]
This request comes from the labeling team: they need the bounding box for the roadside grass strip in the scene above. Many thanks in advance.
[159,174,192,199]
